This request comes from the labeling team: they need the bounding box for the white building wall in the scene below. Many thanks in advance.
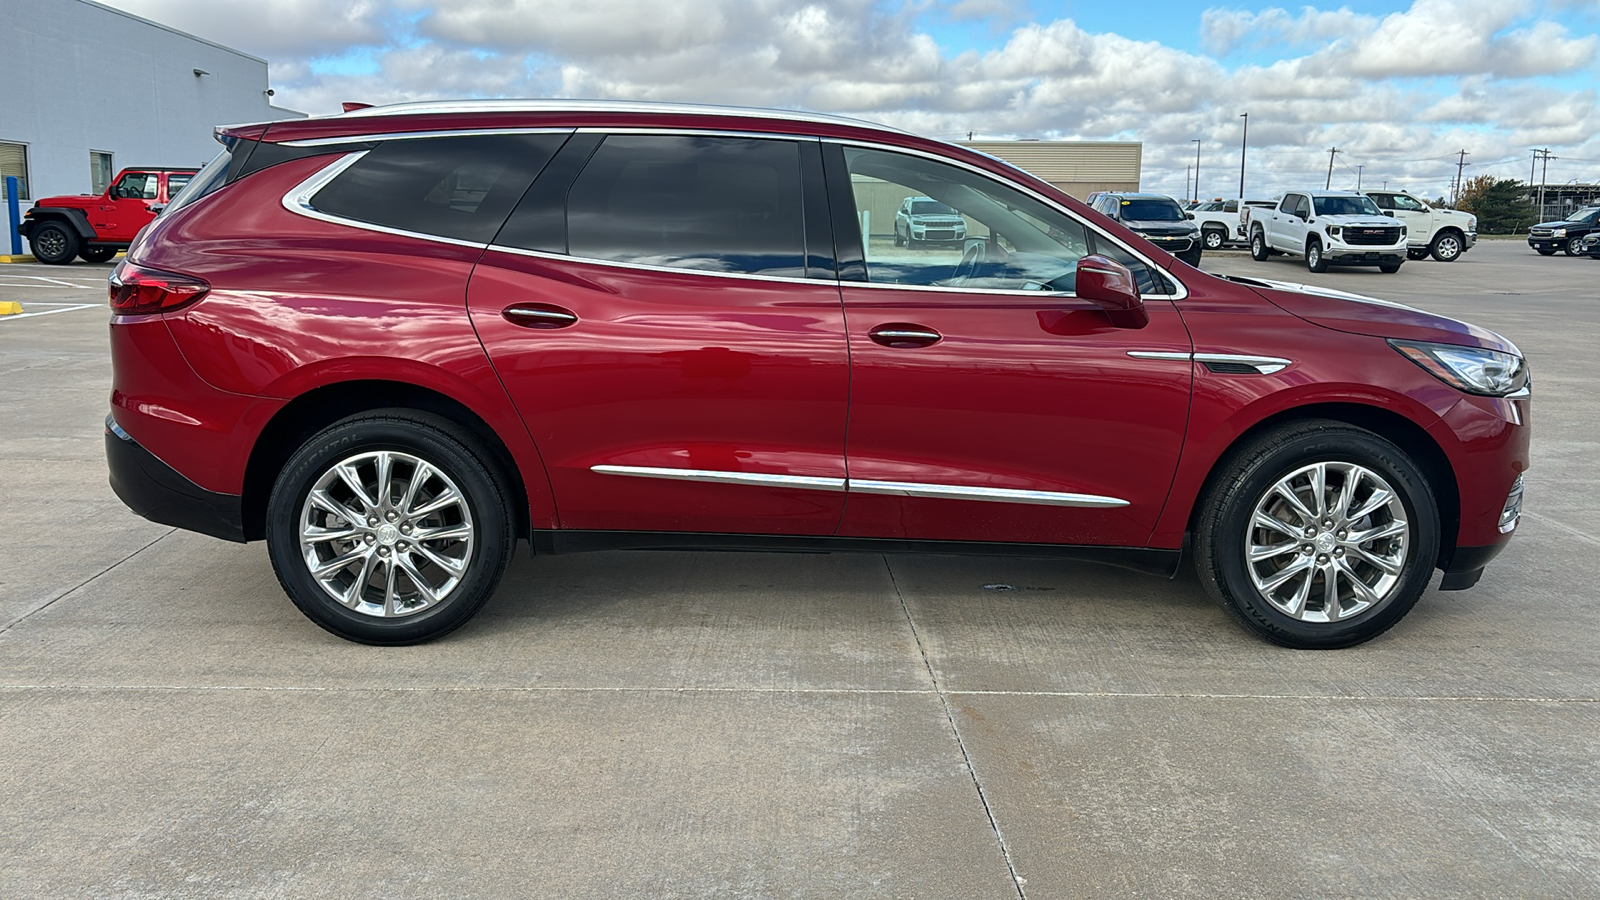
[0,0,302,201]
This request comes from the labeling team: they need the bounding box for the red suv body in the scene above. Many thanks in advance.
[106,101,1530,648]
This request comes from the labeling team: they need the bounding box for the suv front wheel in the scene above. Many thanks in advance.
[265,410,515,645]
[1195,421,1440,649]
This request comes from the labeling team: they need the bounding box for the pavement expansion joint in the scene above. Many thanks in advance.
[0,529,175,635]
[885,555,1029,900]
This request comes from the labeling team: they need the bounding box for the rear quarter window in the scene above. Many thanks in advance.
[309,134,567,244]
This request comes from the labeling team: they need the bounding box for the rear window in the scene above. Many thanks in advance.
[161,148,230,217]
[563,134,807,277]
[166,173,193,197]
[310,134,566,244]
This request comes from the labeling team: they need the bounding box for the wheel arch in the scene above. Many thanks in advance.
[241,380,532,543]
[26,207,96,240]
[1185,401,1460,568]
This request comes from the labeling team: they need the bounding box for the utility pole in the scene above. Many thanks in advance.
[1356,165,1365,190]
[1534,148,1556,220]
[1452,150,1469,205]
[1238,113,1248,199]
[1325,147,1339,190]
[1185,165,1191,203]
[1191,139,1202,202]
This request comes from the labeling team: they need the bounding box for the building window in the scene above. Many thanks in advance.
[0,141,29,201]
[91,151,115,195]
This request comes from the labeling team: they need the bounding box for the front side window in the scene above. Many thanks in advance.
[311,133,565,244]
[1390,195,1427,212]
[1313,195,1382,217]
[564,135,807,278]
[842,146,1117,293]
[114,172,158,200]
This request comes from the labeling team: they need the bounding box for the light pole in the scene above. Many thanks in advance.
[1192,139,1202,202]
[1238,113,1248,200]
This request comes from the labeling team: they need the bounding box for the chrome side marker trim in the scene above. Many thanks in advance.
[589,465,846,492]
[1126,351,1292,375]
[850,479,1129,508]
[589,466,1129,508]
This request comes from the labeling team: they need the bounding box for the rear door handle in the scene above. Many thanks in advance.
[868,323,942,348]
[503,303,578,329]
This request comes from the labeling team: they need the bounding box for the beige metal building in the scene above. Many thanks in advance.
[959,140,1142,200]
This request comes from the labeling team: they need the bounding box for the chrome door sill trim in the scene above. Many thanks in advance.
[590,465,846,492]
[849,479,1129,508]
[589,465,1129,508]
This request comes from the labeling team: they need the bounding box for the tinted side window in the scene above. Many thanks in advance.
[565,135,807,278]
[311,134,566,244]
[1368,193,1393,210]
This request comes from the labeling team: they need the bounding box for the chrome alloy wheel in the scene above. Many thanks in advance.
[1245,462,1409,623]
[298,450,474,618]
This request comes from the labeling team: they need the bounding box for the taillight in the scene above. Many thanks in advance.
[108,261,210,315]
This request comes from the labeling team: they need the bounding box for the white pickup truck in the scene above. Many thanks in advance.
[1192,199,1278,250]
[1248,190,1408,274]
[1363,190,1477,262]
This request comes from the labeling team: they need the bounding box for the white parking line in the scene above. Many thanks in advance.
[0,303,102,321]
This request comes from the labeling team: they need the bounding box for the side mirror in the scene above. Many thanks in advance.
[1184,211,1196,220]
[1076,255,1147,329]
[1381,210,1395,217]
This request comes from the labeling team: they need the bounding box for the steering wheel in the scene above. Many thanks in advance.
[950,241,987,287]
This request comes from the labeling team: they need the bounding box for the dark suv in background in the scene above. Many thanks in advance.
[1089,192,1202,266]
[1528,206,1600,256]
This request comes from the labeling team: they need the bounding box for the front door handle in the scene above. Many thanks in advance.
[869,323,942,348]
[503,303,578,329]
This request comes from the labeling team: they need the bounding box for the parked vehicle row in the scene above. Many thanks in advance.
[107,100,1527,652]
[18,167,197,264]
[1248,191,1408,273]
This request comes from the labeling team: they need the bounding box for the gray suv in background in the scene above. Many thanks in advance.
[1089,192,1202,266]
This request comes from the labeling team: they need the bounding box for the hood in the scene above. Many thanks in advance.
[1125,220,1198,233]
[1533,218,1585,229]
[1216,274,1520,356]
[31,195,98,210]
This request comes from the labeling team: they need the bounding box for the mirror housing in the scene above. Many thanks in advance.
[1382,210,1395,217]
[1076,255,1147,329]
[1184,211,1196,220]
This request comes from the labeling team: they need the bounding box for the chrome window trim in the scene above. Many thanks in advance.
[590,465,1128,508]
[591,465,846,492]
[484,243,819,286]
[280,150,497,250]
[1126,351,1293,375]
[822,137,1189,300]
[281,127,575,148]
[574,127,820,142]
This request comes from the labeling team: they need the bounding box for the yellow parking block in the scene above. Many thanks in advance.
[0,254,35,264]
[0,301,23,315]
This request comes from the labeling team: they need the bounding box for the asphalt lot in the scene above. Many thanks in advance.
[2,240,1597,898]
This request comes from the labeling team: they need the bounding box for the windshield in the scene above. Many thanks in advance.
[1119,199,1184,222]
[910,199,956,216]
[1313,196,1382,217]
[1571,207,1600,222]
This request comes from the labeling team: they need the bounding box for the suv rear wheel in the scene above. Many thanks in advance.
[29,221,79,265]
[265,410,515,645]
[1250,229,1270,261]
[1202,228,1226,250]
[1195,421,1440,649]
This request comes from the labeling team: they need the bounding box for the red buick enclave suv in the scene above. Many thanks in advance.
[106,100,1529,648]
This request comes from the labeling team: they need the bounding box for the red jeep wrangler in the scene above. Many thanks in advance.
[18,167,198,264]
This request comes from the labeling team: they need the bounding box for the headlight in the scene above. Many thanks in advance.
[1552,228,1567,237]
[1390,340,1529,397]
[1327,226,1342,238]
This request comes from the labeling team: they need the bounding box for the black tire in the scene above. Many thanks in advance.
[1250,229,1270,261]
[79,247,117,263]
[1306,238,1328,273]
[1536,248,1556,256]
[1407,248,1429,261]
[265,409,515,645]
[1194,421,1440,649]
[1202,228,1226,250]
[1564,236,1582,256]
[894,226,905,248]
[28,220,79,265]
[1378,261,1403,273]
[1429,231,1463,262]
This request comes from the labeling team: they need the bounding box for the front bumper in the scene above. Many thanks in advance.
[1141,235,1198,254]
[1322,244,1405,265]
[1528,236,1567,251]
[106,414,245,542]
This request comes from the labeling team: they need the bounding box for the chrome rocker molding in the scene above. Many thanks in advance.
[590,465,1128,508]
[1126,351,1293,375]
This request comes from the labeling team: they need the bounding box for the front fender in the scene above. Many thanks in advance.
[26,207,97,240]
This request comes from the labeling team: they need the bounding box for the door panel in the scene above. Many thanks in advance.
[838,287,1192,546]
[469,255,849,534]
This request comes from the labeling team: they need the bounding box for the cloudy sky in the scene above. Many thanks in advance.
[105,0,1600,199]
